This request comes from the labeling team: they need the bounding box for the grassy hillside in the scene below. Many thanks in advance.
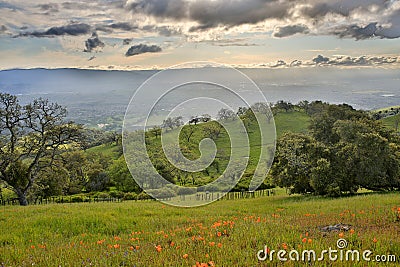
[274,110,310,136]
[1,192,399,266]
[92,110,310,157]
[89,110,311,190]
[87,143,121,159]
[381,113,400,131]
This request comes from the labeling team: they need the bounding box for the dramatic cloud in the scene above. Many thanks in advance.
[255,55,400,68]
[124,0,400,40]
[270,60,287,68]
[313,55,330,64]
[290,60,302,67]
[20,23,91,37]
[125,0,291,30]
[123,38,132,45]
[84,32,105,53]
[125,44,162,57]
[332,23,378,40]
[317,55,399,66]
[293,0,400,40]
[7,0,400,41]
[273,24,309,38]
[106,22,137,31]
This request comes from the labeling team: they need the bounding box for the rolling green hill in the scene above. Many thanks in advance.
[87,143,121,159]
[381,113,400,131]
[274,110,310,136]
[100,110,311,191]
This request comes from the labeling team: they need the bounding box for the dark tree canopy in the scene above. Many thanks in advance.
[271,103,400,196]
[0,93,82,205]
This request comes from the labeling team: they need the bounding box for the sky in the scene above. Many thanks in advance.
[0,0,399,70]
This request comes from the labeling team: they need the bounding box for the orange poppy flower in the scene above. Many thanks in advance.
[183,253,189,259]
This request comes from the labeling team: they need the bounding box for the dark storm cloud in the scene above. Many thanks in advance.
[107,22,137,31]
[125,44,162,57]
[153,26,181,36]
[333,23,378,40]
[125,0,188,20]
[375,9,400,39]
[84,32,105,52]
[273,24,309,38]
[125,0,400,39]
[299,1,400,40]
[123,38,132,45]
[313,55,330,64]
[126,0,291,30]
[19,23,91,37]
[333,20,400,40]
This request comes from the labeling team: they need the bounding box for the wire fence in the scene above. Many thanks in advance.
[0,189,276,206]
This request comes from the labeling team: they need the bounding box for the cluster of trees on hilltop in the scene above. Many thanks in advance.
[271,102,400,196]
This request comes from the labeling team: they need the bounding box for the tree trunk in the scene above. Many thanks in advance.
[16,190,28,206]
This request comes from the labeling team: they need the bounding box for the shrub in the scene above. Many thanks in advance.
[109,191,124,199]
[96,192,109,199]
[71,196,83,203]
[136,191,153,200]
[123,192,137,201]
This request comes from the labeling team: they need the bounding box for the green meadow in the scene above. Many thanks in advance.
[1,191,399,266]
